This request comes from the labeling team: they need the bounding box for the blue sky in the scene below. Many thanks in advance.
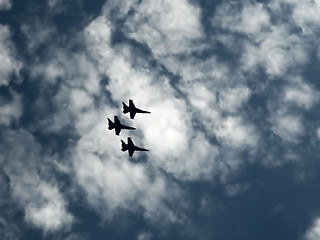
[1,0,320,239]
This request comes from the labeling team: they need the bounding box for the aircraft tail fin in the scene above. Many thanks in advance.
[122,102,130,114]
[107,118,114,130]
[121,140,128,152]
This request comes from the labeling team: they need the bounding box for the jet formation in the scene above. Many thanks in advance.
[107,99,150,157]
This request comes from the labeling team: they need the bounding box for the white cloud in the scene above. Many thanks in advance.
[0,130,73,232]
[24,182,73,232]
[180,77,259,173]
[271,114,304,143]
[213,2,270,36]
[102,0,139,19]
[124,0,204,56]
[21,21,57,55]
[73,150,176,221]
[284,80,319,109]
[0,0,11,10]
[266,80,315,147]
[0,90,22,126]
[0,171,22,239]
[85,16,113,62]
[69,89,94,112]
[218,85,251,113]
[164,56,229,84]
[137,231,153,240]
[240,24,309,76]
[0,25,20,86]
[316,128,320,140]
[148,132,220,181]
[216,116,258,148]
[186,82,217,110]
[183,81,258,151]
[212,1,312,76]
[304,217,320,240]
[280,0,320,34]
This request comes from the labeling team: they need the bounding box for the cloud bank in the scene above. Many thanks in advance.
[1,0,320,239]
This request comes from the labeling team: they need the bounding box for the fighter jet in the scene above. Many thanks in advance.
[107,116,136,136]
[121,137,149,157]
[122,99,151,119]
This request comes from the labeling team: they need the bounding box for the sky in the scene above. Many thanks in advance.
[1,0,320,239]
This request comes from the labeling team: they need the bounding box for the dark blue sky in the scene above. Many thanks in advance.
[1,0,320,239]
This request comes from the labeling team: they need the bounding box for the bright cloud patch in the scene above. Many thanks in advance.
[74,151,172,220]
[316,128,320,140]
[284,80,319,109]
[0,25,20,86]
[0,0,11,10]
[218,85,251,113]
[304,218,320,240]
[124,0,204,56]
[281,0,320,34]
[84,16,221,182]
[213,1,310,76]
[271,114,304,143]
[213,2,270,35]
[0,130,73,232]
[241,25,308,76]
[216,116,258,148]
[24,183,73,231]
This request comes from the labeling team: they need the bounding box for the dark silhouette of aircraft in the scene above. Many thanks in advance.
[121,137,149,157]
[107,116,135,135]
[122,99,151,119]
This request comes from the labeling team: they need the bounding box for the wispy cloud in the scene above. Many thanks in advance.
[283,77,319,109]
[1,0,320,237]
[304,217,320,240]
[0,0,11,10]
[124,0,205,56]
[0,130,73,232]
[0,25,20,86]
[0,90,22,126]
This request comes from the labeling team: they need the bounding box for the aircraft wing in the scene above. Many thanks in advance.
[127,137,134,147]
[115,127,121,135]
[128,149,134,157]
[130,111,136,119]
[114,116,120,124]
[129,99,135,108]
